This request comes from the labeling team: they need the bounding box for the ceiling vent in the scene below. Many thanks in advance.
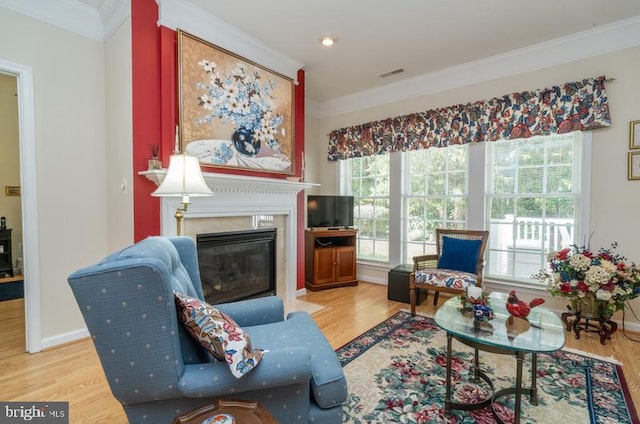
[379,68,404,78]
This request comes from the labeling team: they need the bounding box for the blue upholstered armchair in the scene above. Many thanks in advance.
[68,236,347,423]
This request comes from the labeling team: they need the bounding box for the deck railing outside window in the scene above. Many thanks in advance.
[488,215,575,282]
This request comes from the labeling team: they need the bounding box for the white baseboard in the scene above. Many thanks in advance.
[41,328,89,350]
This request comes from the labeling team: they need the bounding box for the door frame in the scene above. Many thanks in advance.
[0,59,41,353]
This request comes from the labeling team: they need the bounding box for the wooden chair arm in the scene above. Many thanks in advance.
[412,254,439,271]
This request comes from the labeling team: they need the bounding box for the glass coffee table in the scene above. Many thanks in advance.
[433,292,565,424]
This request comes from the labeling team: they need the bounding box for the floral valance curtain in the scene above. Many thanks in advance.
[327,76,611,161]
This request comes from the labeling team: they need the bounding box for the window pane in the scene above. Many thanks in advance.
[547,165,573,193]
[493,168,515,193]
[548,143,573,165]
[410,176,425,195]
[448,172,466,195]
[545,198,574,219]
[427,151,446,172]
[358,238,374,260]
[446,197,466,222]
[490,197,515,220]
[375,198,390,218]
[519,143,544,166]
[376,219,389,238]
[494,143,516,166]
[518,168,543,193]
[516,197,543,218]
[351,178,362,196]
[426,198,445,221]
[427,173,445,196]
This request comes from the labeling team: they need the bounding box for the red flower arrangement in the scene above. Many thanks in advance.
[533,243,640,317]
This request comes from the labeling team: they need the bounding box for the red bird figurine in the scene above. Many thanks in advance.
[506,290,545,320]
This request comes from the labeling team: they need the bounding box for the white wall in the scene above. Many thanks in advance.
[303,113,320,190]
[105,17,133,251]
[0,7,108,344]
[311,45,640,326]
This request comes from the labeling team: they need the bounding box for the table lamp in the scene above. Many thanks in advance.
[152,153,213,235]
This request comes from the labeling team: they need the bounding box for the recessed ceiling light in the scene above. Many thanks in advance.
[320,36,337,47]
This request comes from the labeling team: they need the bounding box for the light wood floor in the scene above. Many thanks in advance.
[0,298,25,358]
[0,282,638,422]
[0,275,26,359]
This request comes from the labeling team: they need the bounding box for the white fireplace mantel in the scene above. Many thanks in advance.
[141,169,318,302]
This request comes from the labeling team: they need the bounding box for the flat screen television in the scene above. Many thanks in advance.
[307,195,354,229]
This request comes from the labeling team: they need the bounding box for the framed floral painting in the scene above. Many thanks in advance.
[178,30,294,174]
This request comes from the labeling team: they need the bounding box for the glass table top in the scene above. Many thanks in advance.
[434,292,566,353]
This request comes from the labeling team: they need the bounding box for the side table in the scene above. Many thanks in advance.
[561,309,618,345]
[172,399,278,424]
[433,293,565,424]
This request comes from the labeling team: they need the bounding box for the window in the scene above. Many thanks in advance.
[485,133,582,282]
[339,131,588,289]
[345,155,390,262]
[404,145,468,258]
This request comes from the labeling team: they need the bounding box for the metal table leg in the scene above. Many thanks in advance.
[445,332,452,413]
[444,334,494,414]
[530,352,538,405]
[514,351,524,424]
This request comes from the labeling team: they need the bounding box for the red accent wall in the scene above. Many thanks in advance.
[131,1,307,289]
[131,0,161,240]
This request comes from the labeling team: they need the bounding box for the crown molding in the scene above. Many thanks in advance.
[100,0,130,40]
[0,0,105,41]
[311,15,640,119]
[158,0,303,82]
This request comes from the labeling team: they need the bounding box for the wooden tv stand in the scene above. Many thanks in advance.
[305,228,358,291]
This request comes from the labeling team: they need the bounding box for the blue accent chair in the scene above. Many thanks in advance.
[68,236,347,423]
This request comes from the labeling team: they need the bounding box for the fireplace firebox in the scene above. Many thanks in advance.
[196,228,276,304]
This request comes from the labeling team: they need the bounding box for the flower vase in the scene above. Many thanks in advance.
[570,293,611,320]
[232,127,260,157]
[472,303,494,322]
[148,158,162,170]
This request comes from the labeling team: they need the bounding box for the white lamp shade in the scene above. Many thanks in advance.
[152,154,213,199]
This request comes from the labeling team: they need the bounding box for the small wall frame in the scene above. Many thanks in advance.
[4,186,20,196]
[628,151,640,180]
[630,120,640,149]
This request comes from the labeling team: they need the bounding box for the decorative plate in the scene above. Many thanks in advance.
[201,413,235,424]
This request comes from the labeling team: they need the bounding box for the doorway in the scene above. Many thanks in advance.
[0,58,42,355]
[0,73,24,358]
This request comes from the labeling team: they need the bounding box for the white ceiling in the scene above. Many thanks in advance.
[187,0,640,103]
[39,0,640,103]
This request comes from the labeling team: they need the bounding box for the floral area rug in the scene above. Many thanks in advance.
[337,311,639,424]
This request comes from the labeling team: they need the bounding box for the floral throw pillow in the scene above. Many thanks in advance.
[174,292,263,379]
